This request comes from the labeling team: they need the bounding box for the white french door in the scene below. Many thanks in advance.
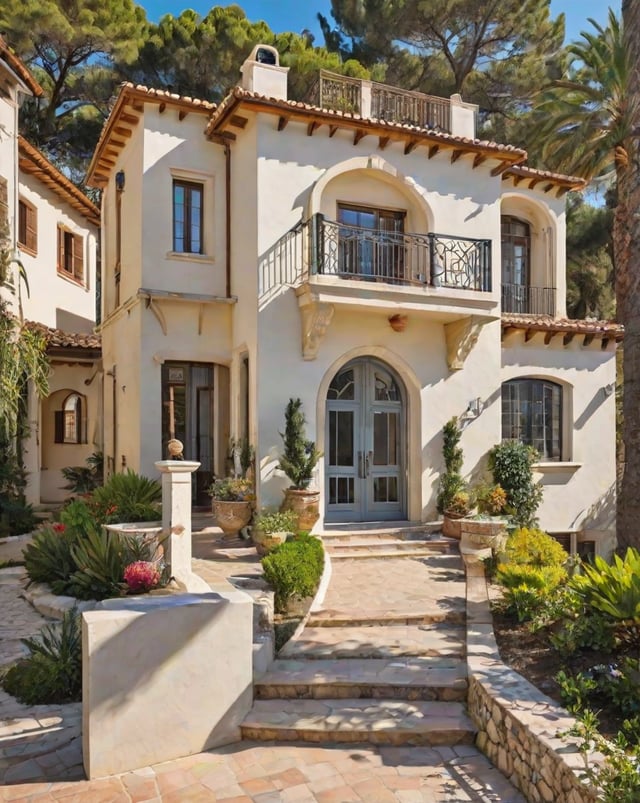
[325,359,405,522]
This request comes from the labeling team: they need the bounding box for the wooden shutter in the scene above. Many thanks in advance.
[54,411,64,443]
[25,204,37,253]
[72,234,84,282]
[0,178,8,229]
[57,226,65,272]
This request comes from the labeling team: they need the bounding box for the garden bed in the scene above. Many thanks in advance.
[492,602,636,741]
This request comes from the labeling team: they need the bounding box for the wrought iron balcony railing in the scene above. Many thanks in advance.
[259,214,492,295]
[305,70,452,133]
[501,283,556,316]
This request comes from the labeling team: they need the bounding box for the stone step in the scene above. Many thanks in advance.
[279,623,466,660]
[308,607,465,628]
[318,522,442,541]
[255,657,468,702]
[241,699,476,746]
[327,540,454,560]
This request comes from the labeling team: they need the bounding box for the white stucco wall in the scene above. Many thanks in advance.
[17,174,97,331]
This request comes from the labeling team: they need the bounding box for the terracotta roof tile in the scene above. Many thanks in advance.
[0,36,43,97]
[503,164,586,190]
[25,321,101,350]
[206,86,527,159]
[19,137,99,226]
[502,313,623,338]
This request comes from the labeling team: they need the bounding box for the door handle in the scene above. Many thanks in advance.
[365,451,372,478]
[357,451,364,479]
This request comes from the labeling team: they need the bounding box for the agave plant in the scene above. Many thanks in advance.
[570,549,640,621]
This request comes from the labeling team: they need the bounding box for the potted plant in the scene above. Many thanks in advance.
[252,509,297,556]
[209,477,254,538]
[442,490,475,539]
[278,398,322,530]
[437,417,471,538]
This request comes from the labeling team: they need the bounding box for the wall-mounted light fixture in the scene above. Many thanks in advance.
[115,170,126,192]
[602,382,615,399]
[460,397,485,426]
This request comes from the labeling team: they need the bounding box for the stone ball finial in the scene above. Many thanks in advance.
[167,439,184,460]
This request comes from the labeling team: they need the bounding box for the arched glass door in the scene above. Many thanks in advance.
[325,358,406,521]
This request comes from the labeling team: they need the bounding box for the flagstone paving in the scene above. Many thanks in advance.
[0,525,526,800]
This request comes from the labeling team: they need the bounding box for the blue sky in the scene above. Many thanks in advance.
[139,0,620,44]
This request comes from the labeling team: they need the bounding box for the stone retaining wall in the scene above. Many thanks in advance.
[463,552,601,803]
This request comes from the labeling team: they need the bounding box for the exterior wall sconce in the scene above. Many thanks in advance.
[388,314,408,332]
[115,170,126,192]
[602,382,615,398]
[460,397,485,425]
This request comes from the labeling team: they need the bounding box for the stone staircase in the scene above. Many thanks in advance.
[241,523,476,748]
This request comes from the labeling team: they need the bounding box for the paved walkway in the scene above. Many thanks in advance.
[0,525,526,801]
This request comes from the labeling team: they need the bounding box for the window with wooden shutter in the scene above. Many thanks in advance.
[57,225,84,284]
[18,200,37,254]
[0,178,8,230]
[54,393,85,444]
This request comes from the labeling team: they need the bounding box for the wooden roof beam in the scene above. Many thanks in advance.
[404,139,418,155]
[230,114,248,129]
[544,331,555,345]
[490,162,515,177]
[378,135,390,150]
[121,111,140,124]
[353,130,366,146]
[158,102,166,114]
[178,110,188,121]
[528,178,541,189]
[524,329,536,342]
[428,145,439,159]
[114,126,132,138]
[583,334,595,347]
[277,115,289,131]
[544,183,555,193]
[451,149,464,164]
[307,120,319,136]
[473,154,486,169]
[563,332,575,346]
[328,124,339,137]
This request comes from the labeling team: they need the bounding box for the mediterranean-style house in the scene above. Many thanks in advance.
[87,45,621,555]
[0,38,101,505]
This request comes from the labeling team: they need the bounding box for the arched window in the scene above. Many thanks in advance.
[501,216,530,287]
[502,379,562,461]
[55,393,85,444]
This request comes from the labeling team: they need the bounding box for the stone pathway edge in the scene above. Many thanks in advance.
[462,550,601,803]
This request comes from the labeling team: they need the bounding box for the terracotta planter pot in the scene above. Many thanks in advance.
[211,500,253,538]
[252,529,291,557]
[281,489,320,532]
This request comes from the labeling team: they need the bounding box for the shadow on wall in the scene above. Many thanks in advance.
[575,482,616,531]
[258,221,306,306]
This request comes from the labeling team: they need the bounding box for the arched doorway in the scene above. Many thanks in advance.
[325,357,406,522]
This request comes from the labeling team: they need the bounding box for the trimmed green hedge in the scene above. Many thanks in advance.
[261,534,324,613]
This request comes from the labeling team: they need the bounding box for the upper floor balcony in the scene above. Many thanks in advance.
[305,71,477,139]
[501,283,556,317]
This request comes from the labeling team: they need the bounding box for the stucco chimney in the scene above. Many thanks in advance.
[449,94,478,139]
[240,44,289,100]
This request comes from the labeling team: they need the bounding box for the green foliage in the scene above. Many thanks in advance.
[67,528,128,600]
[23,525,80,593]
[488,442,543,528]
[3,608,82,704]
[254,509,298,534]
[496,563,567,591]
[278,398,321,490]
[504,527,568,567]
[209,477,254,501]
[555,669,598,714]
[61,452,104,494]
[570,549,640,621]
[89,469,161,524]
[261,534,324,613]
[475,483,507,515]
[437,417,466,514]
[499,584,545,622]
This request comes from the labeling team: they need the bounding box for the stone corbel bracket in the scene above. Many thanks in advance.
[296,285,335,361]
[445,315,490,371]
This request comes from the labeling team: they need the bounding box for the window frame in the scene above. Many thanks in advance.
[57,225,84,285]
[501,215,531,287]
[501,378,563,462]
[18,199,37,255]
[172,179,204,255]
[54,392,86,444]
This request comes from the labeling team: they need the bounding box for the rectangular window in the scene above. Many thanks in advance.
[18,200,37,254]
[502,379,562,461]
[57,226,84,283]
[173,180,203,254]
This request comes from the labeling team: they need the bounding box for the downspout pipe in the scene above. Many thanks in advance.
[225,141,231,298]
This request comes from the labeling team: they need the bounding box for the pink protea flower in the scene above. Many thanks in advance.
[123,561,160,593]
[52,523,66,534]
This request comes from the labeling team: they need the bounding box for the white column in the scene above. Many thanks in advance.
[154,459,209,592]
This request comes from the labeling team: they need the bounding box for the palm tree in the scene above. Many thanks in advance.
[534,9,640,550]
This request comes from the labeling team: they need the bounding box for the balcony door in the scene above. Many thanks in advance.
[325,358,406,522]
[501,216,530,312]
[337,204,405,282]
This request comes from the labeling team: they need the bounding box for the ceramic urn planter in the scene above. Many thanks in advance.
[282,488,320,531]
[212,500,253,538]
